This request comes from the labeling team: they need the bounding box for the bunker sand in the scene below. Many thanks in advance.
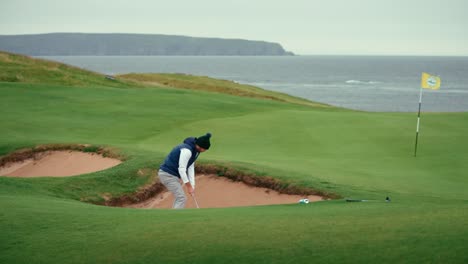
[129,174,323,209]
[0,150,322,208]
[0,150,121,177]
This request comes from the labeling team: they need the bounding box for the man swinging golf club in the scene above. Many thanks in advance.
[158,133,212,209]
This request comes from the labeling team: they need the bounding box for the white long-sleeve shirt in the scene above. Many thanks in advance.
[178,148,195,188]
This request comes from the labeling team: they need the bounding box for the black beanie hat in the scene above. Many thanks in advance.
[195,132,212,150]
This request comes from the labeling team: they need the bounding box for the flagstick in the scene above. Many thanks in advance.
[414,86,423,157]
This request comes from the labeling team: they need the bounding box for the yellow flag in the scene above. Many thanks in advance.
[421,72,441,90]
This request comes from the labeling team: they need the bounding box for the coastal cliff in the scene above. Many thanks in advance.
[0,33,294,56]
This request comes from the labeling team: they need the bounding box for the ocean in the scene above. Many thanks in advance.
[40,56,468,112]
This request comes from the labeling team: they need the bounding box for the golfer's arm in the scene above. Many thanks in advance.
[188,163,195,188]
[178,148,192,185]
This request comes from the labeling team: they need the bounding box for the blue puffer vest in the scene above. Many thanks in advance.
[160,137,200,178]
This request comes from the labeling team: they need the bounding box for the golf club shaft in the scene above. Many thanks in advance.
[191,193,200,208]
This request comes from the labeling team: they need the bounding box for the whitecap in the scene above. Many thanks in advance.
[346,80,381,85]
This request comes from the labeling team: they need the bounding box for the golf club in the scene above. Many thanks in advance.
[345,197,391,203]
[191,193,200,208]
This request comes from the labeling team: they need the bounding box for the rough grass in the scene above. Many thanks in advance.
[0,51,327,108]
[0,51,134,88]
[118,73,329,107]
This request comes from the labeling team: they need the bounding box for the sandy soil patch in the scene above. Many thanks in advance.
[128,174,322,209]
[0,150,122,177]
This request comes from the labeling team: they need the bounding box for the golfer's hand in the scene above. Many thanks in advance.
[186,183,195,195]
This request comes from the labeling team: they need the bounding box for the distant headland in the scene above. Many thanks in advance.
[0,33,295,56]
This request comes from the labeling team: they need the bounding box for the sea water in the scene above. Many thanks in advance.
[41,56,468,112]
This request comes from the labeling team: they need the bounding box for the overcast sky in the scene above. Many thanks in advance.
[1,0,467,55]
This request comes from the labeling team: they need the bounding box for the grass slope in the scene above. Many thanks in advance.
[1,52,467,263]
[118,73,328,107]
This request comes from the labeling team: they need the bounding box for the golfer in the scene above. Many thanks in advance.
[158,133,212,209]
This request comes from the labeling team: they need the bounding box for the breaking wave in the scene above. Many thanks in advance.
[346,80,381,85]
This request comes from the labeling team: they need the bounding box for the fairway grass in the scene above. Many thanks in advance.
[1,53,467,263]
[2,195,467,264]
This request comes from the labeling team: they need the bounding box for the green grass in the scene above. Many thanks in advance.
[1,52,467,263]
[2,196,467,264]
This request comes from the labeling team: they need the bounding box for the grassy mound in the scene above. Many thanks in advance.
[119,73,328,107]
[1,52,467,263]
[0,51,134,88]
[0,51,326,107]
